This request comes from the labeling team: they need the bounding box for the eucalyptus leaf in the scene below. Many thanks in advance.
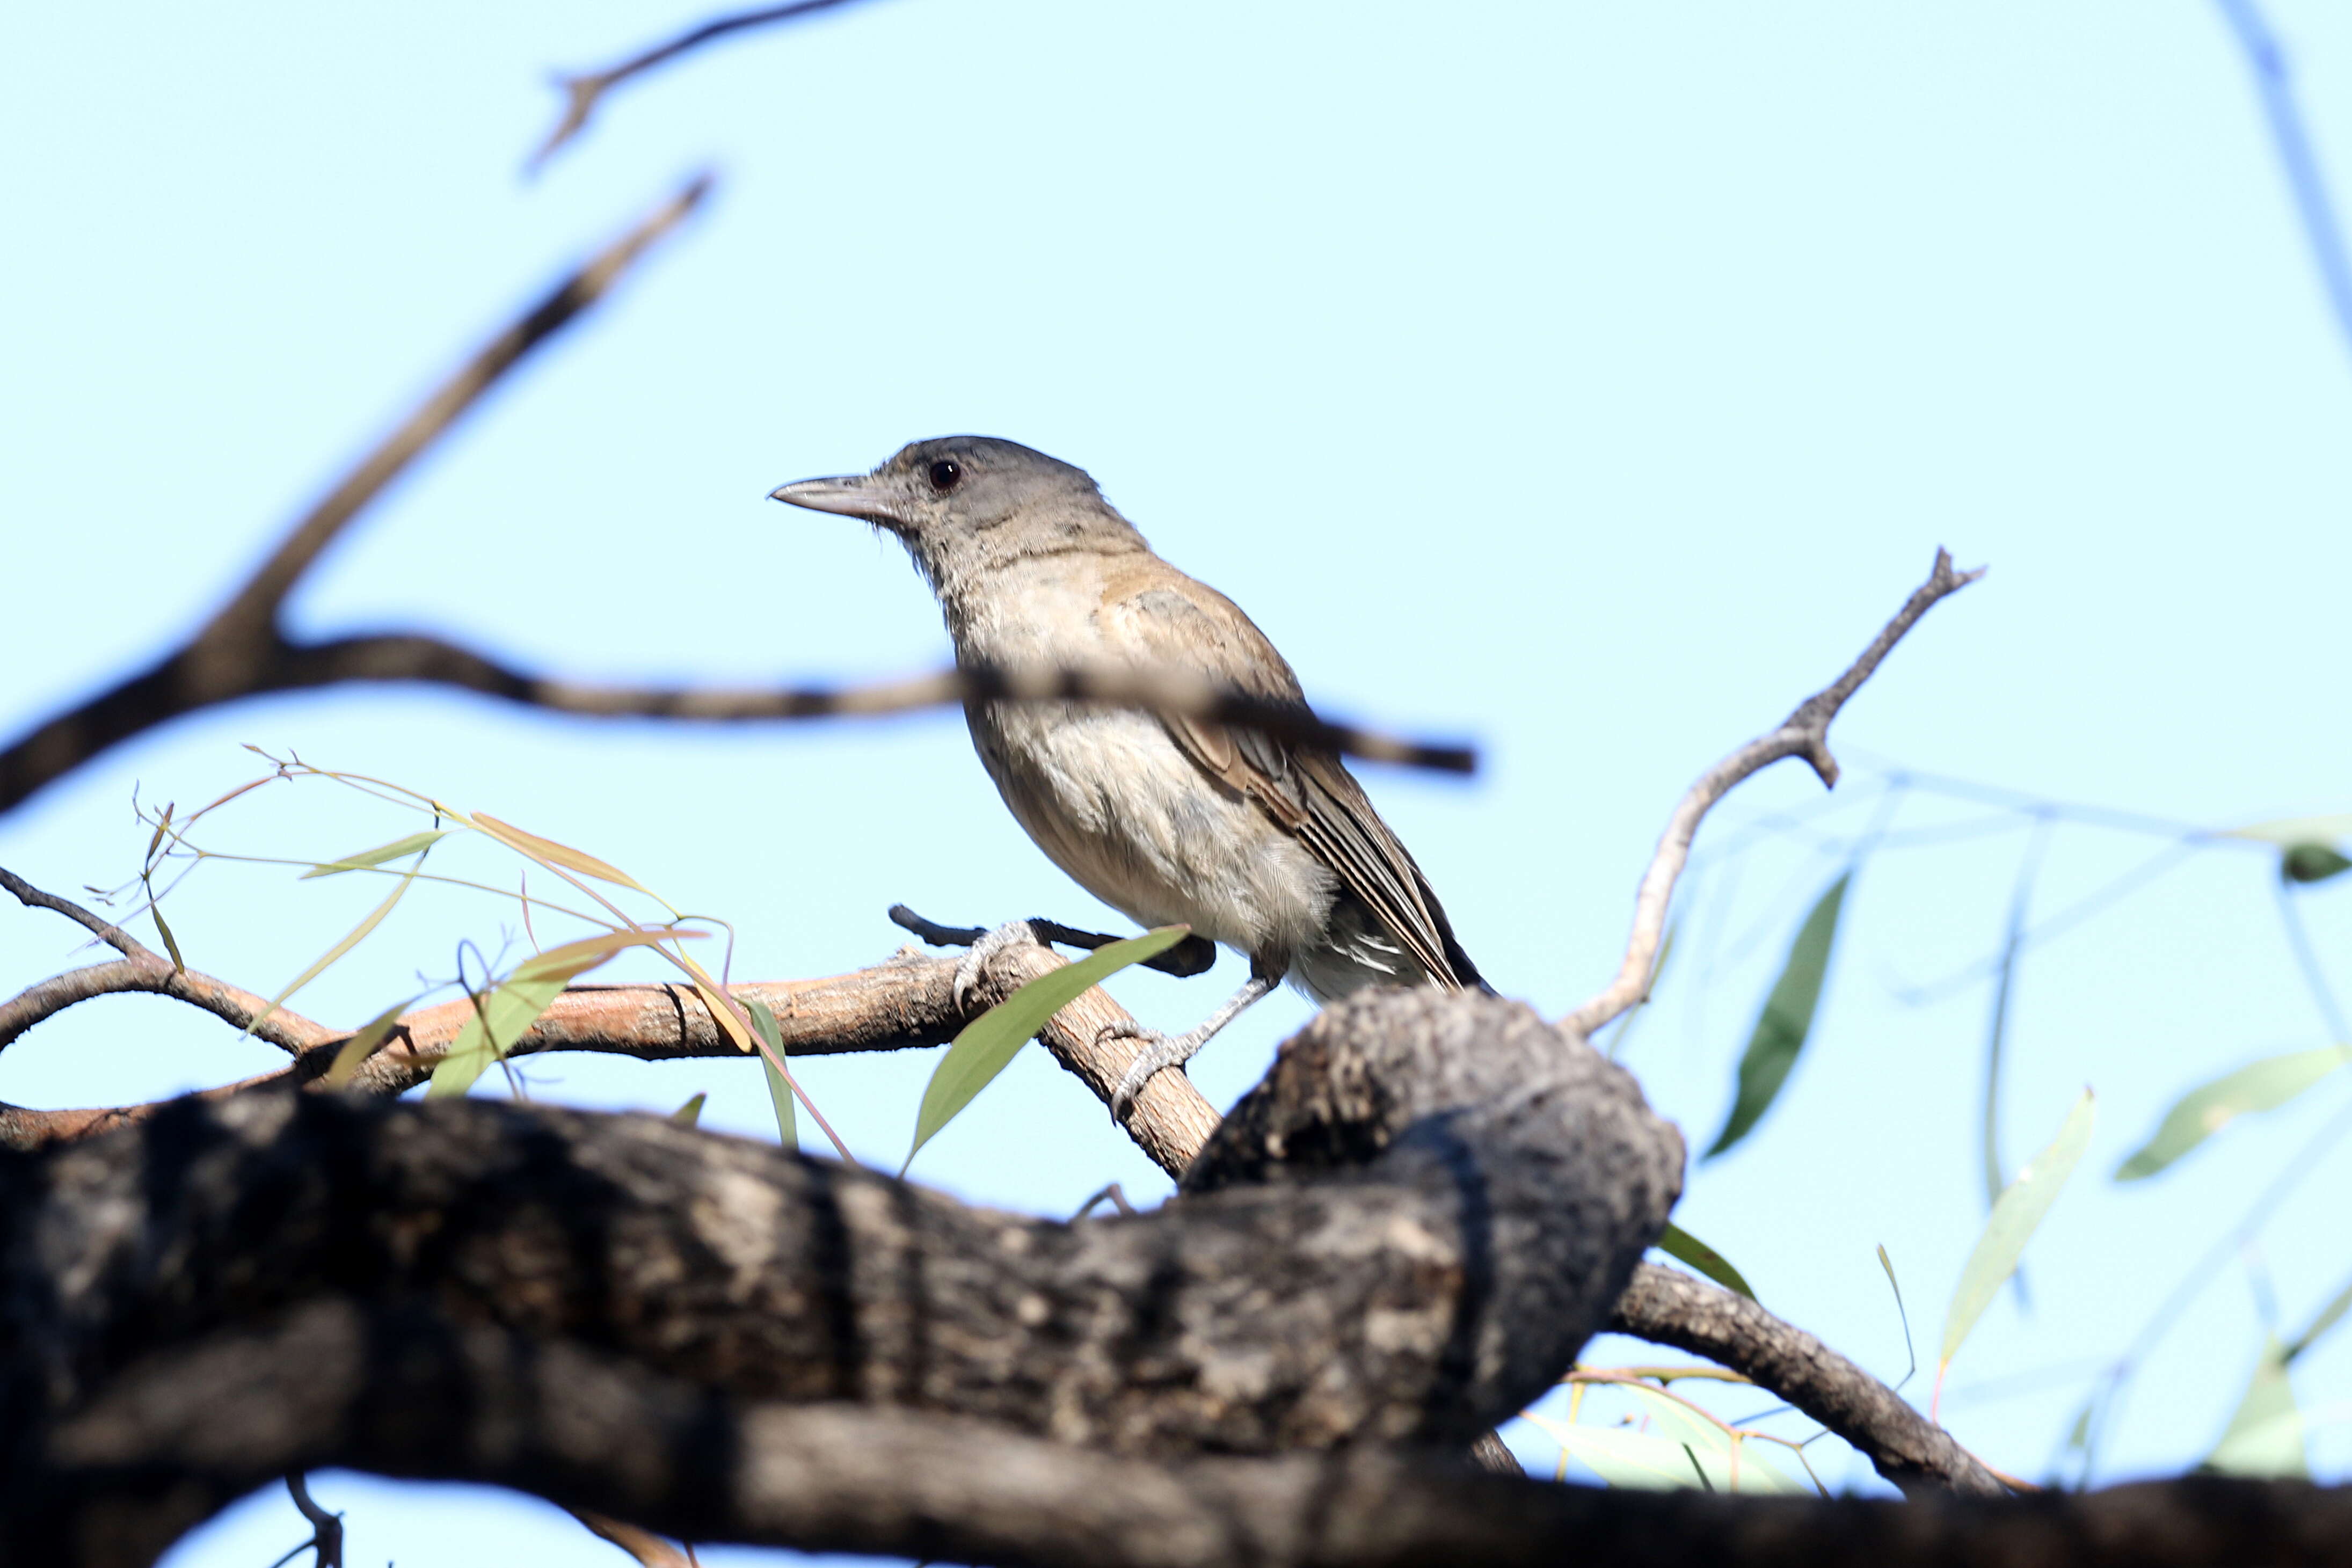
[1940,1089,2095,1372]
[2227,813,2352,848]
[2287,1271,2352,1364]
[1705,873,1848,1159]
[322,997,417,1089]
[251,861,424,1036]
[2281,843,2352,885]
[1656,1221,1757,1302]
[471,812,662,901]
[2204,1336,2306,1478]
[2114,1047,2349,1181]
[671,1092,707,1127]
[425,932,674,1097]
[300,829,451,878]
[904,927,1189,1173]
[150,903,187,972]
[745,997,797,1149]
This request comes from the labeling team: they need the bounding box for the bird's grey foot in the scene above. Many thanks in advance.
[1102,1019,1214,1122]
[952,918,1045,1012]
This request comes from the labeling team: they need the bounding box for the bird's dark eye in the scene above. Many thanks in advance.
[927,458,963,492]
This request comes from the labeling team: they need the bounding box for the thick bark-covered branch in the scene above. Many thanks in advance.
[0,907,1990,1494]
[10,1255,2341,1567]
[3,989,1684,1559]
[23,1300,2344,1568]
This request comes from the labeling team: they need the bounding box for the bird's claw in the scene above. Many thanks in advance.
[1102,1019,1205,1122]
[952,918,1045,1012]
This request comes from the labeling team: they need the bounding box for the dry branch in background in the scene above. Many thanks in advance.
[530,0,880,170]
[1564,549,1983,1039]
[0,180,1470,824]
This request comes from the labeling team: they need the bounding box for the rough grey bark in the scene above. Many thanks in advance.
[1,988,1680,1559]
[19,1299,2350,1568]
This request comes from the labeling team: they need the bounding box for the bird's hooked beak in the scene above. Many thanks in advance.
[767,472,908,529]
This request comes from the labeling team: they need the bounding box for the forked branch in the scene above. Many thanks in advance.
[1564,549,1983,1038]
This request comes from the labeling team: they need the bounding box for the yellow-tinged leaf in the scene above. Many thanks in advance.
[1940,1089,2096,1371]
[671,1093,707,1127]
[472,813,661,900]
[323,998,417,1088]
[251,862,424,1035]
[301,830,451,878]
[669,949,753,1052]
[2227,813,2352,847]
[904,928,1190,1173]
[150,903,187,973]
[527,927,706,969]
[426,936,659,1097]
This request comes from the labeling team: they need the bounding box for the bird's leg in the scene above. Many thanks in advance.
[1101,965,1280,1121]
[950,918,1048,1011]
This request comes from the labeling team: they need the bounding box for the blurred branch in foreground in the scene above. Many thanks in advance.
[0,175,1472,822]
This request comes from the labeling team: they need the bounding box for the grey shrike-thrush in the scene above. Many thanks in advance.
[770,436,1483,1116]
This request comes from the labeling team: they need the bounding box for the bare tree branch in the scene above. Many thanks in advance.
[8,1211,2338,1566]
[0,873,1997,1496]
[1610,1261,2001,1495]
[531,0,882,170]
[0,178,710,819]
[1564,550,1983,1039]
[2,867,334,1056]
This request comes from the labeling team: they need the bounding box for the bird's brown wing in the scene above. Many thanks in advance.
[1097,568,1477,990]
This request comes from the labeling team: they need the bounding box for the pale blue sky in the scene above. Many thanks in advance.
[3,3,2349,1562]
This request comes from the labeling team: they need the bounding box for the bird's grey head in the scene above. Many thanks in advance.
[768,436,1144,596]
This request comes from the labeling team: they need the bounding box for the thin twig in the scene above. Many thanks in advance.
[0,866,155,960]
[1564,550,1983,1038]
[530,0,880,170]
[274,1472,343,1568]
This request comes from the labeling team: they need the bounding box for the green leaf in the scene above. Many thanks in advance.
[1940,1089,2096,1372]
[2281,843,2352,885]
[1876,1244,1917,1385]
[670,1092,707,1127]
[904,926,1190,1173]
[322,997,416,1089]
[745,997,797,1150]
[300,829,452,878]
[425,932,661,1097]
[1705,873,1848,1158]
[1656,1222,1757,1302]
[252,860,425,1035]
[150,903,187,972]
[2204,1336,2307,1478]
[2286,1271,2352,1363]
[2114,1048,2350,1181]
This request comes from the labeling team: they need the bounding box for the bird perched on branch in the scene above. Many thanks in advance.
[771,437,1483,1117]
